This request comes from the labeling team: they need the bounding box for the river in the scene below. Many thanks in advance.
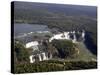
[14,23,51,37]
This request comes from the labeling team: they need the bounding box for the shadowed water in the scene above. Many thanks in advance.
[84,31,97,55]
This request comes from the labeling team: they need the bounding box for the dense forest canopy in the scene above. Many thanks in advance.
[14,1,97,18]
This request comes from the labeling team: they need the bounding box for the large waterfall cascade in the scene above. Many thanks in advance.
[29,30,85,63]
[49,30,85,43]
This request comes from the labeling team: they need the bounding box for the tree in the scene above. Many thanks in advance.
[51,39,77,58]
[14,41,29,62]
[45,34,51,38]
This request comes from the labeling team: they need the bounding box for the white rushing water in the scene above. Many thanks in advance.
[73,33,77,43]
[29,55,35,63]
[42,52,47,60]
[82,30,85,39]
[38,54,42,61]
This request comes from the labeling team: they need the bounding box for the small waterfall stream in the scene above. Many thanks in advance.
[82,30,85,40]
[42,52,47,60]
[38,54,42,61]
[29,55,35,63]
[73,34,77,43]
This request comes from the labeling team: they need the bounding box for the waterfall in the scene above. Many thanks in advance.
[38,54,42,61]
[73,31,75,34]
[29,55,35,63]
[82,30,85,41]
[82,31,85,38]
[50,53,52,59]
[42,52,47,60]
[64,32,69,39]
[67,32,70,39]
[73,32,77,43]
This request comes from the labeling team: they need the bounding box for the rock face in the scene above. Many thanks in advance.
[49,30,85,43]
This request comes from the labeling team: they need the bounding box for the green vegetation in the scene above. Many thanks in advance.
[51,40,78,58]
[14,60,97,73]
[14,41,29,62]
